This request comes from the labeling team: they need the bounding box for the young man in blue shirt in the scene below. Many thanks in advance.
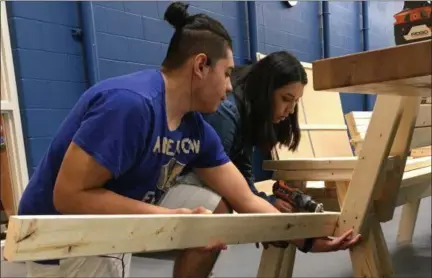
[18,2,361,277]
[17,2,284,277]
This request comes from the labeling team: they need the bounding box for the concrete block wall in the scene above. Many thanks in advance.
[91,1,250,82]
[6,1,87,176]
[255,1,322,63]
[6,1,403,178]
[365,1,404,109]
[328,1,364,116]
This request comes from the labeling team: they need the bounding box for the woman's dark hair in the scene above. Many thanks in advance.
[162,2,232,69]
[232,51,307,153]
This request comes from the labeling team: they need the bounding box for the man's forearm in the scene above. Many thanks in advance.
[54,188,173,215]
[234,194,280,214]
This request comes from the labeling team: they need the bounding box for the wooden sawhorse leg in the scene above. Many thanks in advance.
[335,95,421,278]
[257,245,296,278]
[397,199,421,245]
[336,181,394,277]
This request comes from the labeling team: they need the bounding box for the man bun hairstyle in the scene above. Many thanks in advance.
[162,2,233,70]
[164,2,190,29]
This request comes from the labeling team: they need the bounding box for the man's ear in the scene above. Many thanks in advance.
[193,53,209,79]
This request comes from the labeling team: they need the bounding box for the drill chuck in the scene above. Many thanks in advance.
[273,181,324,213]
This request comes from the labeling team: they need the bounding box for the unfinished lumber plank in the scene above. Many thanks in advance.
[415,104,432,127]
[334,95,405,236]
[1,239,4,261]
[263,157,359,170]
[350,213,395,278]
[277,245,296,278]
[401,166,432,188]
[4,212,339,262]
[411,146,432,158]
[257,246,286,278]
[375,96,422,222]
[397,199,421,245]
[299,124,347,130]
[312,40,431,97]
[396,181,431,207]
[354,127,431,150]
[404,156,431,171]
[272,169,353,182]
[263,156,396,171]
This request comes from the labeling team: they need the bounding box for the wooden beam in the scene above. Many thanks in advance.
[3,212,339,262]
[404,157,431,172]
[334,95,405,236]
[273,169,353,182]
[396,182,431,207]
[411,146,432,158]
[312,40,431,97]
[299,124,347,131]
[1,240,4,261]
[400,166,431,188]
[375,96,422,222]
[263,156,396,171]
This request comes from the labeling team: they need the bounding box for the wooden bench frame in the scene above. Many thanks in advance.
[255,41,431,277]
[345,108,431,246]
[2,41,431,278]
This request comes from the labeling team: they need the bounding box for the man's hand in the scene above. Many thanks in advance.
[174,206,228,252]
[310,229,362,252]
[172,206,213,214]
[273,198,296,213]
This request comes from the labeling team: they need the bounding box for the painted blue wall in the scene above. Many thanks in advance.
[6,1,403,179]
[365,1,403,110]
[328,1,364,116]
[90,1,250,82]
[6,1,87,176]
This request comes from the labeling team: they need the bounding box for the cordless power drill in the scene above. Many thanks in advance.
[266,180,324,250]
[272,180,324,213]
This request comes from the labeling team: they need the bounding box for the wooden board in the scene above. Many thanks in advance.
[346,108,432,151]
[4,212,339,262]
[312,40,432,97]
[263,156,396,171]
[347,104,431,130]
[411,146,432,158]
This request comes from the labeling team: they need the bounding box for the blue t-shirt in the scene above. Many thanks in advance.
[18,69,230,217]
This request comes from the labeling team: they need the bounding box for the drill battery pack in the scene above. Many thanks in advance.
[393,1,432,45]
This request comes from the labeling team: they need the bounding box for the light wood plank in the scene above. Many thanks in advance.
[257,247,286,277]
[4,213,339,262]
[415,104,432,127]
[348,104,431,130]
[404,156,431,172]
[273,169,353,182]
[375,96,423,222]
[354,127,431,150]
[312,40,431,97]
[411,146,432,158]
[334,95,405,236]
[263,156,396,171]
[396,181,431,207]
[397,199,421,245]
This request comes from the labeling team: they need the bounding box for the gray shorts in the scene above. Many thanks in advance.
[25,172,221,278]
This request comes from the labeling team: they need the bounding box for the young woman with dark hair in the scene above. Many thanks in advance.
[173,51,361,277]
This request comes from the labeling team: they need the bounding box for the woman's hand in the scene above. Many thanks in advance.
[310,229,361,252]
[255,229,361,252]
